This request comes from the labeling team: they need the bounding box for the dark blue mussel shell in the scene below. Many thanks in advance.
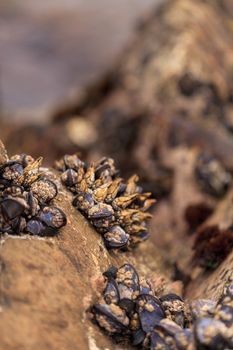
[136,294,165,333]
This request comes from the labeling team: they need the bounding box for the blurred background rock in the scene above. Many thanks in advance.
[0,0,163,123]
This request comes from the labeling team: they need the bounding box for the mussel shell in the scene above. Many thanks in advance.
[195,154,231,197]
[104,278,120,305]
[152,320,182,350]
[136,294,165,333]
[160,293,185,327]
[0,160,18,169]
[224,283,233,299]
[0,221,13,234]
[118,298,136,316]
[139,280,153,295]
[10,216,24,234]
[73,192,95,212]
[175,329,193,350]
[194,318,232,350]
[132,328,146,346]
[61,169,78,187]
[30,178,58,204]
[131,231,150,244]
[155,318,182,336]
[160,293,183,302]
[27,219,58,236]
[190,299,216,320]
[63,154,83,170]
[26,219,44,235]
[215,304,233,327]
[95,163,111,178]
[117,183,127,196]
[104,226,129,249]
[91,217,113,233]
[40,225,58,237]
[1,161,24,179]
[117,263,140,300]
[39,206,67,229]
[218,283,233,305]
[88,203,114,219]
[0,216,24,235]
[92,304,129,334]
[150,331,169,350]
[103,266,118,280]
[0,178,11,187]
[2,185,24,197]
[0,198,25,220]
[26,191,39,216]
[3,164,24,185]
[16,153,34,167]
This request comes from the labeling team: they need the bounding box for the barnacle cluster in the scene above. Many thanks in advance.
[55,155,155,249]
[91,264,233,350]
[0,153,67,236]
[195,153,232,198]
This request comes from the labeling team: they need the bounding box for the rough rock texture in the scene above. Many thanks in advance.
[1,0,233,348]
[0,153,172,350]
[41,0,233,294]
[150,146,233,299]
[186,188,233,300]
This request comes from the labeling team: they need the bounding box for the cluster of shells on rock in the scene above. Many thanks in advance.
[55,154,155,249]
[0,153,67,236]
[195,153,232,198]
[91,264,233,350]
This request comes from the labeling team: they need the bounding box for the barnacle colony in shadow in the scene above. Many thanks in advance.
[55,154,155,249]
[91,264,233,350]
[0,153,67,236]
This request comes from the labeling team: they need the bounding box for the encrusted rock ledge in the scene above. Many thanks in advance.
[0,141,232,350]
[0,140,172,350]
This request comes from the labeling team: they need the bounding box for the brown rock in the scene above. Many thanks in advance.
[186,188,233,300]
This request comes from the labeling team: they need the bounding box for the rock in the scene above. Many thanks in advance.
[1,0,233,347]
[0,139,8,165]
[186,188,233,300]
[0,159,171,350]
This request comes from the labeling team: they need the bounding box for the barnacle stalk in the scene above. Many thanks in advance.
[55,154,156,249]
